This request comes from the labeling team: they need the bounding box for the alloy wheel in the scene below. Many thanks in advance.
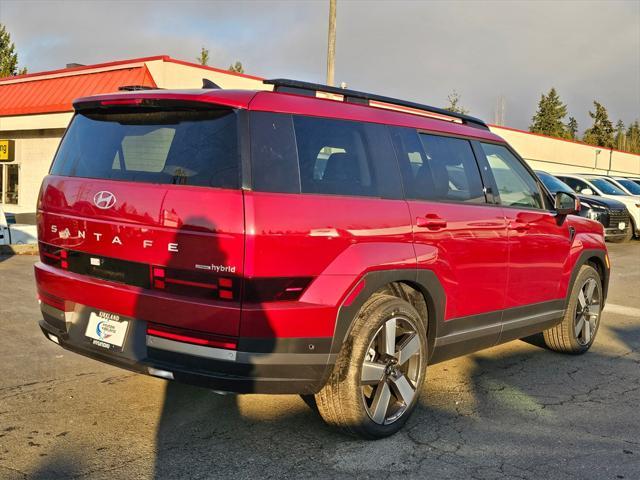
[360,316,423,425]
[575,277,601,346]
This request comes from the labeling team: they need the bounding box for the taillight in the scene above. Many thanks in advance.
[152,266,165,289]
[40,242,67,269]
[151,266,238,301]
[242,277,312,303]
[146,322,237,349]
[60,249,69,270]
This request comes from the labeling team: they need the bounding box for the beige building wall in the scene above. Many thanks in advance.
[145,59,268,90]
[0,129,65,213]
[490,125,640,176]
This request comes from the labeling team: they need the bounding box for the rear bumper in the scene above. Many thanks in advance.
[35,258,338,394]
[39,302,336,394]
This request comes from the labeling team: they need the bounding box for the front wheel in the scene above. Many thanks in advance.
[543,265,603,354]
[315,294,427,439]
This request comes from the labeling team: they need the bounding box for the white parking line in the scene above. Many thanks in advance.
[604,303,640,317]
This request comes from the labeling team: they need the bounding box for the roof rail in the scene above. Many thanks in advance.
[263,78,489,130]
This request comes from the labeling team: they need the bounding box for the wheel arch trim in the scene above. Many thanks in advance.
[567,249,609,308]
[330,269,445,363]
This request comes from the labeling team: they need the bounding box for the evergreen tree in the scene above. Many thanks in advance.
[614,120,626,151]
[196,47,210,66]
[0,23,27,77]
[529,87,568,138]
[626,121,640,154]
[582,101,614,148]
[228,61,244,74]
[445,90,469,115]
[566,117,578,140]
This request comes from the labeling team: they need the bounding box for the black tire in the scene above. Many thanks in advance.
[543,265,603,354]
[314,294,427,439]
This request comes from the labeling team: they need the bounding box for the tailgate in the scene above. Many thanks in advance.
[38,176,245,336]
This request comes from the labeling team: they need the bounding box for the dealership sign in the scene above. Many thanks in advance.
[0,140,15,162]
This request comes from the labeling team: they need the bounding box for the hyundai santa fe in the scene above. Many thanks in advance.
[36,79,610,438]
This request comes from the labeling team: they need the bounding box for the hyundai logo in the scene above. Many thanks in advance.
[93,191,117,209]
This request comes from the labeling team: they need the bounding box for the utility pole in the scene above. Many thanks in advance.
[493,95,506,126]
[326,0,337,86]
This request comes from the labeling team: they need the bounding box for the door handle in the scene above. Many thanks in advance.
[416,214,447,230]
[509,220,530,232]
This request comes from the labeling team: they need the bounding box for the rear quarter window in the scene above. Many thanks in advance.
[250,112,401,199]
[51,109,240,188]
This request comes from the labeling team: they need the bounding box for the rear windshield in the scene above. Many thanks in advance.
[51,109,239,188]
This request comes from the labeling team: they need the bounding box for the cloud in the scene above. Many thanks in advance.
[1,0,638,131]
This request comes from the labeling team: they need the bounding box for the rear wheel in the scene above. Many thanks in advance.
[543,265,602,354]
[315,294,427,439]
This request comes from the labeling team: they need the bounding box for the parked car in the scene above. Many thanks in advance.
[610,176,640,197]
[623,177,640,188]
[35,79,610,439]
[555,173,640,239]
[0,208,37,246]
[535,171,632,242]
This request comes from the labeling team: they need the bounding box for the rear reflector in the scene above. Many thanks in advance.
[38,290,67,311]
[146,323,237,350]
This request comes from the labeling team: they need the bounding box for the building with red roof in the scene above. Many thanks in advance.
[0,55,264,212]
[0,54,638,214]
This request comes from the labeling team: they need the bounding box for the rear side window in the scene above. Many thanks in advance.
[250,113,401,198]
[51,109,239,188]
[390,127,485,203]
[293,116,379,197]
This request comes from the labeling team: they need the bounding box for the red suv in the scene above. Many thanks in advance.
[36,79,610,438]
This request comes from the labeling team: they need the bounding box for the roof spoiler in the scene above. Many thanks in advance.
[263,78,489,130]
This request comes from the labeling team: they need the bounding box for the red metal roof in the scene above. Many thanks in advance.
[0,65,156,116]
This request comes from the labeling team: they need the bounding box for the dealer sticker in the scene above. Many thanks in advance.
[85,311,128,350]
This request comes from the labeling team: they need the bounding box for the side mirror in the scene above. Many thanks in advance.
[581,188,594,196]
[555,191,580,215]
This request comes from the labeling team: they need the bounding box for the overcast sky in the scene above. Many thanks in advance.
[1,0,638,132]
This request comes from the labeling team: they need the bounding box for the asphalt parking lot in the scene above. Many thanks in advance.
[1,243,639,480]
